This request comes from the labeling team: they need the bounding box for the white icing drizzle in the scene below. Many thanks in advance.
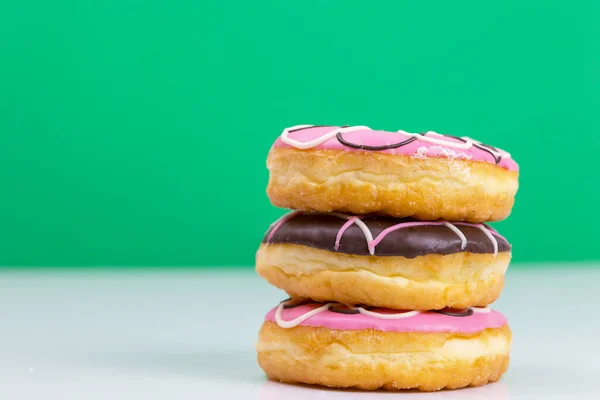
[463,136,512,159]
[356,307,421,320]
[442,222,467,250]
[275,302,332,329]
[279,125,512,161]
[274,301,492,329]
[274,301,422,329]
[475,224,498,256]
[281,125,371,150]
[398,130,473,150]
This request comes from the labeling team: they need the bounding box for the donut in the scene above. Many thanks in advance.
[256,212,510,310]
[267,125,519,222]
[256,300,511,391]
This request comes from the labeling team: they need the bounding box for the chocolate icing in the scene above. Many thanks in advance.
[329,305,361,315]
[263,213,510,258]
[281,298,313,309]
[441,134,503,164]
[433,308,475,317]
[473,143,502,164]
[337,132,417,150]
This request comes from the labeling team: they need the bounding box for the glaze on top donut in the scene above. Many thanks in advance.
[256,212,511,310]
[267,125,519,222]
[256,300,511,391]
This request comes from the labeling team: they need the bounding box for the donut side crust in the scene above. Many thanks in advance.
[256,244,510,310]
[267,148,519,222]
[257,322,511,391]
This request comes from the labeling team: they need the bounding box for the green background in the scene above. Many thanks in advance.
[0,1,597,267]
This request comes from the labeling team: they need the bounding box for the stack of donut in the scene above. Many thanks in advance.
[255,125,519,391]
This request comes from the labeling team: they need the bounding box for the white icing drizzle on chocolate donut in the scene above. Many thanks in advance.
[454,223,499,256]
[269,211,376,255]
[476,225,498,256]
[443,222,468,250]
[267,211,504,257]
[370,221,470,253]
[330,213,374,255]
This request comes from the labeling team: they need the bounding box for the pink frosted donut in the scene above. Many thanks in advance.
[257,300,511,391]
[267,125,519,222]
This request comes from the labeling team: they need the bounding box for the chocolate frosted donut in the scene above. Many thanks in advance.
[267,125,519,222]
[263,212,510,257]
[256,212,511,310]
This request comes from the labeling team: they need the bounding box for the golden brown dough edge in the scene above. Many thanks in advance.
[257,322,511,391]
[267,148,519,222]
[256,244,510,310]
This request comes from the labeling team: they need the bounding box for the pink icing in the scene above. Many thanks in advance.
[265,303,508,333]
[334,217,358,251]
[274,126,519,171]
[266,211,300,243]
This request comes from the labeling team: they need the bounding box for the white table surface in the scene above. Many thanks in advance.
[0,265,598,399]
